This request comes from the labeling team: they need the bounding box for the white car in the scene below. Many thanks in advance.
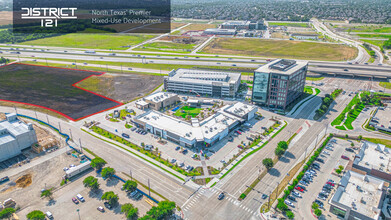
[323,151,330,155]
[292,191,301,198]
[284,200,295,208]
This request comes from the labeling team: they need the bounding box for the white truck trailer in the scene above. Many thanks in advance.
[65,161,91,179]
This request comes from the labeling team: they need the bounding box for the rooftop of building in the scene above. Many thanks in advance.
[167,68,241,85]
[354,141,391,173]
[144,92,177,103]
[330,171,384,219]
[291,33,319,37]
[255,59,308,75]
[135,102,256,142]
[0,113,33,145]
[224,102,257,118]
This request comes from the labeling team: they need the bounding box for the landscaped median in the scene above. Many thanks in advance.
[332,91,383,130]
[212,120,288,186]
[313,88,343,120]
[261,134,334,219]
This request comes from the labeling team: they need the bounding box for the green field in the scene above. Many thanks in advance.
[356,34,391,39]
[268,22,309,28]
[361,39,386,47]
[174,106,202,118]
[202,38,358,61]
[135,42,197,53]
[349,26,391,33]
[380,82,391,89]
[20,34,156,50]
[306,76,325,81]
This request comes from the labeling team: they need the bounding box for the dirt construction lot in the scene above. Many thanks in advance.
[0,153,153,220]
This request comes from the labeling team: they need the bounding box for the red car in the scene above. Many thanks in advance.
[326,181,335,187]
[237,145,243,149]
[294,186,304,192]
[235,130,242,135]
[341,155,349,160]
[72,197,79,204]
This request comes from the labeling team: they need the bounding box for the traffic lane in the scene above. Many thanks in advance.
[0,106,194,206]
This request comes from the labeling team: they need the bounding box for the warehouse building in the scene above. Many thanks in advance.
[133,102,257,147]
[164,69,241,98]
[329,171,386,220]
[0,113,37,162]
[290,33,319,40]
[220,20,266,30]
[252,59,308,110]
[136,92,180,111]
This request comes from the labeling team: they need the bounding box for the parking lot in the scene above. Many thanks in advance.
[94,107,276,172]
[283,138,359,219]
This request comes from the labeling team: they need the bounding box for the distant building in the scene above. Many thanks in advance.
[136,92,180,111]
[0,113,37,162]
[290,33,319,40]
[252,59,308,110]
[203,28,236,35]
[133,102,257,147]
[329,171,386,220]
[221,20,266,30]
[164,69,241,98]
[368,107,391,133]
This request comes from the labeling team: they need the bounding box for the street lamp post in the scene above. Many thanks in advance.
[76,209,81,220]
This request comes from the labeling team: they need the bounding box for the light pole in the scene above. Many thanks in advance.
[129,169,132,180]
[69,128,73,140]
[76,209,81,220]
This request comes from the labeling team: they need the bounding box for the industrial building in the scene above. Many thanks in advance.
[220,20,266,30]
[133,102,257,147]
[164,69,241,98]
[329,171,386,220]
[0,113,37,162]
[290,33,319,40]
[136,92,180,111]
[252,59,308,110]
[203,28,237,36]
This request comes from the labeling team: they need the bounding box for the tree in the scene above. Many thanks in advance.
[123,180,137,192]
[275,147,285,158]
[0,208,15,219]
[277,141,288,150]
[312,202,319,210]
[276,200,289,212]
[146,201,176,219]
[314,208,322,217]
[101,191,119,206]
[83,176,100,190]
[358,135,363,140]
[26,210,45,220]
[41,188,53,200]
[262,158,274,170]
[91,157,107,170]
[101,167,116,179]
[335,169,342,174]
[351,142,355,147]
[121,203,138,219]
[286,211,295,219]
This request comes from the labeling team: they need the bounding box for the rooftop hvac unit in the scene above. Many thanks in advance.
[214,127,217,130]
[244,105,248,108]
[210,128,213,132]
[205,130,208,133]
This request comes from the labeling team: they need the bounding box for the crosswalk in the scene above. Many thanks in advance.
[182,187,261,219]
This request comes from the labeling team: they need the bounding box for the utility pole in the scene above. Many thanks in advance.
[120,64,123,73]
[79,138,83,153]
[35,111,38,119]
[129,169,132,180]
[58,122,62,133]
[148,179,151,197]
[14,106,17,114]
[46,114,50,125]
[45,58,48,66]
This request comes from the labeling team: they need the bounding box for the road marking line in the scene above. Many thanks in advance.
[240,205,243,208]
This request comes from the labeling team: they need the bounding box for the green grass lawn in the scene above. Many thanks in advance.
[201,38,358,61]
[304,86,314,94]
[173,106,202,118]
[268,22,309,28]
[306,76,325,81]
[135,42,197,53]
[20,33,156,50]
[363,138,391,147]
[380,82,391,89]
[361,39,386,47]
[356,34,391,39]
[349,26,391,33]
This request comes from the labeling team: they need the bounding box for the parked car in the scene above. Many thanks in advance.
[345,148,354,152]
[262,194,268,199]
[294,186,304,192]
[326,181,335,187]
[182,149,188,154]
[299,180,308,186]
[175,146,180,151]
[72,197,79,204]
[218,192,225,200]
[341,155,350,160]
[327,179,335,184]
[323,150,330,155]
[97,206,105,212]
[318,194,327,200]
[315,158,324,163]
[122,133,130,138]
[287,196,296,202]
[129,190,138,197]
[292,191,301,198]
[46,211,53,219]
[170,158,176,163]
[76,194,85,202]
[235,130,242,135]
[284,200,295,208]
[104,202,112,209]
[314,199,324,208]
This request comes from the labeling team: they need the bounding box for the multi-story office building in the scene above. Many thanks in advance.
[164,69,241,98]
[252,59,308,110]
[220,20,266,30]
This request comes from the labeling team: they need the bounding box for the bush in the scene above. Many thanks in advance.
[314,208,322,217]
[277,200,289,212]
[288,185,294,191]
[312,202,319,210]
[27,210,45,220]
[335,169,342,174]
[240,193,246,199]
[101,167,116,179]
[286,211,295,219]
[0,208,15,219]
